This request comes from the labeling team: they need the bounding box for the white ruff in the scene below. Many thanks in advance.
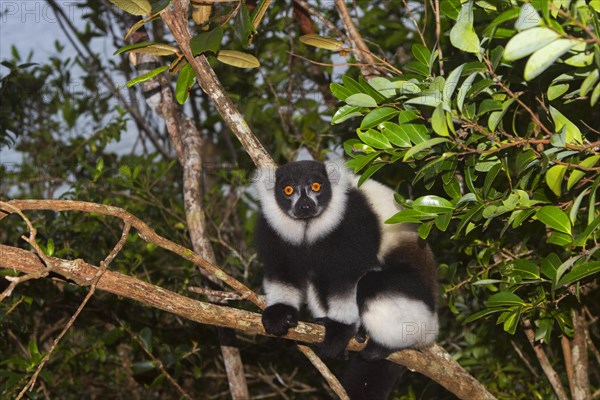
[361,295,438,349]
[253,163,351,245]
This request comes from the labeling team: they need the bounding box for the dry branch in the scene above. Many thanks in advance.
[160,0,275,168]
[0,242,496,400]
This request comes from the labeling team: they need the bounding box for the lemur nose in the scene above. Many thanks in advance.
[300,203,312,209]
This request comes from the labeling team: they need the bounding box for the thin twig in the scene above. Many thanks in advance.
[523,319,569,400]
[15,222,131,399]
[125,322,194,400]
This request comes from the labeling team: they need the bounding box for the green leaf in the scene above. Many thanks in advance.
[367,77,397,98]
[412,195,454,213]
[235,3,257,48]
[360,107,399,129]
[486,291,525,307]
[46,238,55,257]
[403,137,449,161]
[558,261,600,287]
[549,106,582,145]
[450,1,480,54]
[357,163,385,186]
[386,209,438,224]
[464,307,504,323]
[393,81,421,95]
[503,28,559,61]
[443,64,465,102]
[510,259,540,279]
[431,103,449,137]
[572,215,600,247]
[418,221,434,239]
[457,72,478,111]
[380,122,411,147]
[434,212,452,231]
[570,189,590,225]
[412,44,431,67]
[216,50,260,68]
[126,65,168,88]
[404,90,442,107]
[524,39,580,81]
[591,82,600,106]
[536,205,572,235]
[190,27,224,56]
[108,0,151,15]
[483,162,501,198]
[488,99,515,132]
[545,165,567,196]
[357,129,392,149]
[515,3,541,30]
[332,105,363,124]
[547,83,569,101]
[114,41,174,56]
[581,69,599,97]
[175,64,195,104]
[330,82,354,101]
[345,93,378,108]
[503,308,521,334]
[440,0,461,19]
[541,253,561,280]
[299,34,343,51]
[347,152,381,173]
[567,156,600,190]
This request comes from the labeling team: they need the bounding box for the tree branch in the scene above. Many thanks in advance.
[333,0,380,77]
[0,239,496,400]
[524,319,569,400]
[160,0,275,168]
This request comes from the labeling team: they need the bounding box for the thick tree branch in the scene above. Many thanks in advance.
[0,199,263,308]
[0,241,496,400]
[160,0,275,168]
[572,310,592,400]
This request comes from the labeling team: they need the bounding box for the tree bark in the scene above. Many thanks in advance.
[0,243,496,400]
[161,0,275,168]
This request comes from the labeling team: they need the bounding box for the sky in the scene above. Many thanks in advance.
[0,1,141,166]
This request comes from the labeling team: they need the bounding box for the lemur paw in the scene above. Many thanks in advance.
[360,339,394,361]
[262,304,298,336]
[318,319,356,359]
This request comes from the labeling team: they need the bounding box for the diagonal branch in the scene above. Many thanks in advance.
[160,0,275,168]
[0,242,496,400]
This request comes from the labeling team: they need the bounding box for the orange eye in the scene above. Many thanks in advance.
[311,182,321,192]
[283,185,294,196]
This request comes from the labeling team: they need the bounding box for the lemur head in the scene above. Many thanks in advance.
[254,160,351,244]
[274,160,333,219]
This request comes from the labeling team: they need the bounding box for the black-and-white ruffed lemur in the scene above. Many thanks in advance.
[253,160,438,399]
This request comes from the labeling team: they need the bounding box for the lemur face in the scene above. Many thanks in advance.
[274,161,333,219]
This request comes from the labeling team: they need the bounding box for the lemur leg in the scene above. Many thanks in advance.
[357,269,438,360]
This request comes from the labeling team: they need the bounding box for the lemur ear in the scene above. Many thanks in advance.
[251,167,277,194]
[325,159,351,187]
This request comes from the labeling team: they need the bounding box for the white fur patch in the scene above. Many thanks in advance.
[253,167,306,244]
[253,163,352,246]
[264,279,304,309]
[361,295,438,349]
[306,282,326,319]
[327,290,360,325]
[355,177,416,260]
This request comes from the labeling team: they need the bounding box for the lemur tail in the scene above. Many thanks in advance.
[341,355,403,400]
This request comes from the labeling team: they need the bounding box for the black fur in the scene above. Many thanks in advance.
[254,160,437,398]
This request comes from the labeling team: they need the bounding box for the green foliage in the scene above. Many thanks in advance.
[333,1,599,350]
[2,0,599,398]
